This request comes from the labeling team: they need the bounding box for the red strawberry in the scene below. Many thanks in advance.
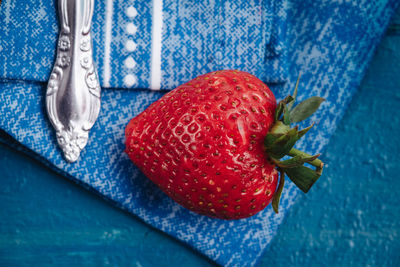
[125,70,324,220]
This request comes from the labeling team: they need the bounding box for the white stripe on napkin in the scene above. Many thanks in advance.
[103,0,114,88]
[150,0,163,90]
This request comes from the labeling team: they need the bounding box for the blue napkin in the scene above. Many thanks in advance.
[0,0,288,89]
[0,0,398,266]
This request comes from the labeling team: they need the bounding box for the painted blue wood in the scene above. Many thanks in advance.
[1,9,399,267]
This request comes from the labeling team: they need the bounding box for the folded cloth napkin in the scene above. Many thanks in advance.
[0,0,399,266]
[0,0,288,89]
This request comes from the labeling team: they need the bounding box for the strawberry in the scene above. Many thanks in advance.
[125,70,324,220]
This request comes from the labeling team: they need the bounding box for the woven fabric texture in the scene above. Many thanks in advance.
[0,0,288,89]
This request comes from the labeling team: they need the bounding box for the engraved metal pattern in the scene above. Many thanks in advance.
[46,0,100,163]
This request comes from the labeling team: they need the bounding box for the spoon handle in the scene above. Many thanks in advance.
[46,0,101,163]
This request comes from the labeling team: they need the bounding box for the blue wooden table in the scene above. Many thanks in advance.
[1,10,399,267]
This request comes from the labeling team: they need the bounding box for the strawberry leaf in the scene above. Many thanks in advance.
[264,132,282,148]
[275,102,284,121]
[283,104,291,125]
[298,123,315,139]
[272,170,285,214]
[273,154,320,168]
[289,97,325,123]
[287,74,301,110]
[275,96,294,121]
[283,165,321,193]
[265,127,299,159]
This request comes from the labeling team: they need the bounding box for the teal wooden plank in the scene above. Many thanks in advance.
[0,144,215,267]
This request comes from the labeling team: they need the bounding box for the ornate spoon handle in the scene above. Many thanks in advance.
[46,0,101,163]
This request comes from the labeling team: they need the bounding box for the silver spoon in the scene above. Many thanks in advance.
[46,0,101,163]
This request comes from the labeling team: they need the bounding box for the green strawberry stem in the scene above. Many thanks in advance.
[266,78,325,213]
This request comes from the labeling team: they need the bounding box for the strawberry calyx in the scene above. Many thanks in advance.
[264,76,325,213]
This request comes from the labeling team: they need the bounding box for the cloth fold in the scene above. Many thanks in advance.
[0,0,288,90]
[0,0,398,266]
